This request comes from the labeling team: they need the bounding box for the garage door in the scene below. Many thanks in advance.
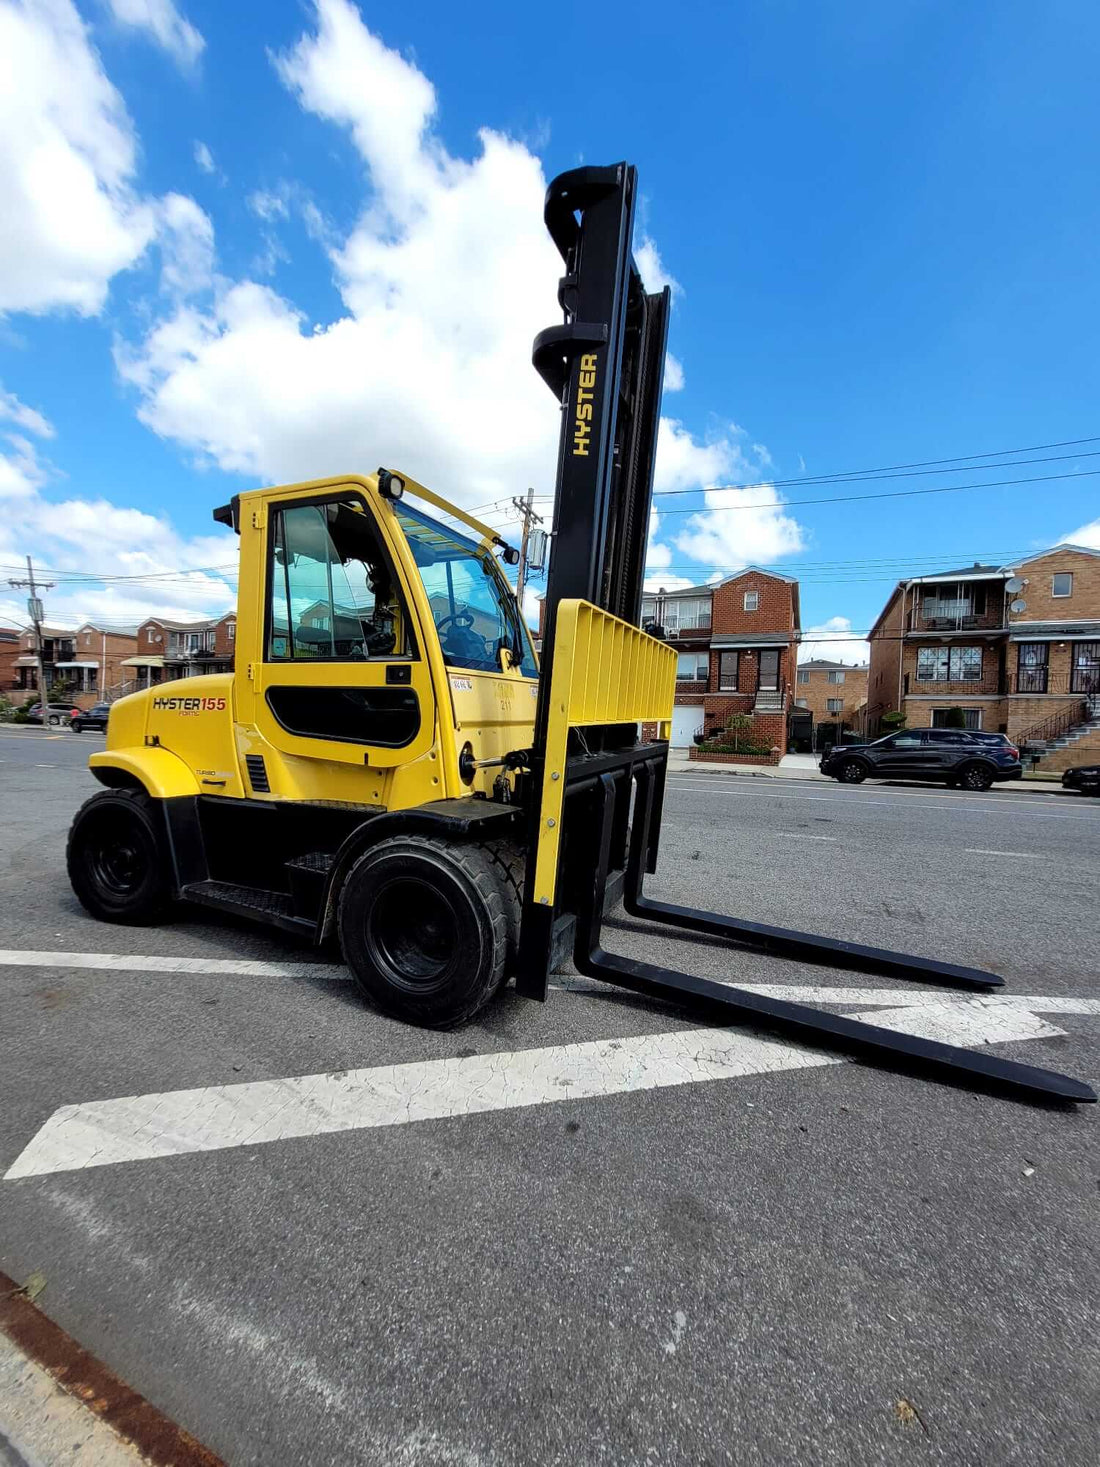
[670,705,702,747]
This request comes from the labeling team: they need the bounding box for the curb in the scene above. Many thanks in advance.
[0,1271,223,1466]
[666,764,1078,797]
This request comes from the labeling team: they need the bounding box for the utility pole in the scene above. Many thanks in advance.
[511,486,544,611]
[8,556,54,730]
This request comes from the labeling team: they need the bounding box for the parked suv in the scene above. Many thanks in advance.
[820,729,1022,791]
[69,702,111,733]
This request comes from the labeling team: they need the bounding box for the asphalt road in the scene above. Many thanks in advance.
[2,725,1099,1467]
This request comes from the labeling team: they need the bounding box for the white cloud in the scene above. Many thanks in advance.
[0,385,54,439]
[156,192,214,296]
[643,573,694,594]
[105,0,204,70]
[193,139,216,174]
[1060,518,1100,550]
[798,616,869,666]
[674,481,805,569]
[664,352,684,393]
[248,188,291,223]
[635,236,682,301]
[0,0,157,316]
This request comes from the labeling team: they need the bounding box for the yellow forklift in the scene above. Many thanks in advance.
[67,163,1093,1104]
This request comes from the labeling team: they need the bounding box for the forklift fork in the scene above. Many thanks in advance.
[566,762,1096,1107]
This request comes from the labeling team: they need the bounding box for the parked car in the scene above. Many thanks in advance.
[819,728,1022,792]
[1062,763,1100,796]
[25,703,74,727]
[69,702,111,733]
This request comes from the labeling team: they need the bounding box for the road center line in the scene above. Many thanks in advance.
[775,833,837,841]
[963,848,1042,859]
[3,1000,1064,1179]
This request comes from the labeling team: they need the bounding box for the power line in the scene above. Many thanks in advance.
[650,440,1100,498]
[648,467,1100,516]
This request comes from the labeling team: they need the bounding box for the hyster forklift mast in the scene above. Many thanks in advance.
[515,162,1094,1105]
[65,160,1093,1106]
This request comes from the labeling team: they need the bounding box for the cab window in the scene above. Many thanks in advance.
[267,501,411,661]
[395,503,537,677]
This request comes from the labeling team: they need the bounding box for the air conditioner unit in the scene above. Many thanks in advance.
[666,629,680,639]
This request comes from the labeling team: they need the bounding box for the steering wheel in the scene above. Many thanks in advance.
[435,608,476,633]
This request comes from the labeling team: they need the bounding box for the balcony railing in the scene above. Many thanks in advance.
[1008,671,1100,696]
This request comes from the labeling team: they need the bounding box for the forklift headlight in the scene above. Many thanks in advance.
[377,469,405,501]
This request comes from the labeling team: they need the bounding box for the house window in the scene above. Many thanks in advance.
[743,591,759,612]
[795,698,809,708]
[676,651,708,681]
[932,707,981,729]
[1052,572,1073,598]
[228,622,235,641]
[827,670,845,684]
[797,670,809,684]
[916,646,982,682]
[826,698,843,714]
[718,651,739,691]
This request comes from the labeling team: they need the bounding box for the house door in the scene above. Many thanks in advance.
[1071,642,1100,695]
[1016,642,1048,693]
[758,648,780,690]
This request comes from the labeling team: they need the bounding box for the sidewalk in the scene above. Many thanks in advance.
[668,750,1077,795]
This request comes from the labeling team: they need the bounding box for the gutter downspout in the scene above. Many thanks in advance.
[897,581,911,714]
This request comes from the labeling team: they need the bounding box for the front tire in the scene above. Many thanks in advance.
[959,763,993,792]
[338,835,522,1027]
[839,759,867,784]
[67,789,171,924]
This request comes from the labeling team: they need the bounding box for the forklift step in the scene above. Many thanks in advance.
[181,880,315,935]
[285,852,335,921]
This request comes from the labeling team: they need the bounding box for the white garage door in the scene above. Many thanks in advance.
[670,705,702,747]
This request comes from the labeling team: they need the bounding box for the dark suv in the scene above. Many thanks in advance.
[820,729,1022,792]
[70,702,111,733]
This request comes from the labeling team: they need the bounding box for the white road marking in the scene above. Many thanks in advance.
[664,781,1096,821]
[2,1000,1066,1179]
[775,832,837,842]
[554,978,1100,1015]
[0,949,347,981]
[4,953,1100,1023]
[963,848,1042,859]
[667,776,1066,807]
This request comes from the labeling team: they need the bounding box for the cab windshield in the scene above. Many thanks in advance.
[395,503,537,677]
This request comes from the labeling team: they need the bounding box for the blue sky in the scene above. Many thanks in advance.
[1,0,1098,660]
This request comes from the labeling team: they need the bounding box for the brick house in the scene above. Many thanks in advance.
[794,658,869,730]
[866,545,1100,765]
[0,625,20,699]
[641,567,801,759]
[124,613,237,689]
[8,622,138,708]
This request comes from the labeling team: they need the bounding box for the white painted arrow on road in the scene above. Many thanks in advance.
[3,999,1070,1179]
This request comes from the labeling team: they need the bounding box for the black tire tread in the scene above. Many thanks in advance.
[338,834,524,1027]
[66,787,171,925]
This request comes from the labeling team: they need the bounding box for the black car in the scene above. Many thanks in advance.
[819,728,1022,792]
[1062,763,1100,796]
[69,702,111,733]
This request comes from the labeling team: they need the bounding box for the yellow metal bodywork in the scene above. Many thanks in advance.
[92,473,538,813]
[531,599,676,907]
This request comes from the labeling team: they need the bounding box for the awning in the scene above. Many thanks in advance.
[14,656,38,667]
[56,661,98,669]
[121,655,165,668]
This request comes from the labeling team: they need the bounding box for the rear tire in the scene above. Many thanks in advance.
[338,835,522,1028]
[959,763,993,792]
[839,759,867,784]
[67,789,171,924]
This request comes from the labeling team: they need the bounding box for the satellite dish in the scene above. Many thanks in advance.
[1005,577,1024,594]
[1010,598,1027,614]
